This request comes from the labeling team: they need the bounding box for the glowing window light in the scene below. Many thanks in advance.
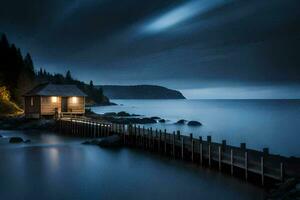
[51,96,57,103]
[72,96,77,104]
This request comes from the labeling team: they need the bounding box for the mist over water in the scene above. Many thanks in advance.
[92,99,300,157]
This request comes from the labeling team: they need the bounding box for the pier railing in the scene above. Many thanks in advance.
[58,117,285,185]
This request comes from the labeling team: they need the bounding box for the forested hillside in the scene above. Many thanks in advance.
[0,33,110,115]
[98,85,186,99]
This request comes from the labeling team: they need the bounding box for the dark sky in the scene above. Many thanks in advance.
[1,0,300,98]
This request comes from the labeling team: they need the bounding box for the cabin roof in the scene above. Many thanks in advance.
[24,83,87,97]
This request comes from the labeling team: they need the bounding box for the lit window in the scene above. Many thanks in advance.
[30,97,34,106]
[72,97,77,104]
[52,96,57,103]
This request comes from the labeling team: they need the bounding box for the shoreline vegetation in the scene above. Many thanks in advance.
[97,85,186,99]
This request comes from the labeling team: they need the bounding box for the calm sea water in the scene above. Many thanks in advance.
[0,130,264,200]
[92,99,300,157]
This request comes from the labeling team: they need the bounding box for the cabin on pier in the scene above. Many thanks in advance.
[23,83,87,119]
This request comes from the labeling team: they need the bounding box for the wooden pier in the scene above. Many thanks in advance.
[58,118,285,185]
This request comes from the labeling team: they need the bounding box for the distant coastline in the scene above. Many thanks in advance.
[97,85,186,99]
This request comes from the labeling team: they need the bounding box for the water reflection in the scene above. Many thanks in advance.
[0,130,265,200]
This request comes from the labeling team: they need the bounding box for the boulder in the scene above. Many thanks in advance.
[117,111,131,117]
[187,121,202,126]
[159,119,166,123]
[9,137,24,143]
[103,112,117,117]
[98,135,122,148]
[175,119,186,125]
[139,118,157,124]
[151,116,161,120]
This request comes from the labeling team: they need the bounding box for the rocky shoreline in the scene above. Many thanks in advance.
[0,116,57,131]
[86,109,202,126]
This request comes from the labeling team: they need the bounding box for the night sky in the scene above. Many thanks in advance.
[1,0,300,98]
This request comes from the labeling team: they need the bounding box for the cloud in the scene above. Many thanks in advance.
[0,0,300,92]
[141,0,232,34]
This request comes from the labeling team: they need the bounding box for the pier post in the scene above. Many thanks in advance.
[96,122,98,137]
[106,124,109,137]
[96,123,99,137]
[90,122,93,137]
[123,125,126,145]
[207,135,211,143]
[218,146,222,171]
[280,162,284,181]
[78,120,80,136]
[181,137,184,160]
[84,120,87,137]
[146,128,149,149]
[90,122,93,138]
[136,125,139,146]
[76,120,79,136]
[155,129,158,152]
[208,136,211,167]
[230,149,233,175]
[191,139,194,162]
[261,157,264,186]
[245,151,248,181]
[93,122,96,137]
[164,129,167,154]
[73,119,75,135]
[142,126,145,149]
[59,119,61,134]
[72,119,74,135]
[92,122,95,137]
[173,131,176,158]
[199,136,203,165]
[138,126,141,147]
[89,121,91,137]
[177,130,180,139]
[159,130,162,153]
[96,122,99,137]
[149,128,152,150]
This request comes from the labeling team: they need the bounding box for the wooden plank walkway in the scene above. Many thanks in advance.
[57,117,285,185]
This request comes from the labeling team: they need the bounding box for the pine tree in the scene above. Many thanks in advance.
[24,53,35,78]
[89,80,94,88]
[65,70,72,82]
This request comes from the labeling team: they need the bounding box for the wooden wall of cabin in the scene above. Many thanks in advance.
[40,96,61,115]
[40,96,85,115]
[67,96,85,114]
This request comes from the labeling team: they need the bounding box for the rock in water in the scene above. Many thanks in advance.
[117,111,131,117]
[159,119,166,123]
[151,116,161,120]
[175,119,186,125]
[187,121,202,126]
[9,137,24,143]
[98,135,121,148]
